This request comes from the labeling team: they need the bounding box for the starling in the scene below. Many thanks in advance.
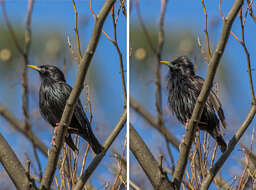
[160,56,227,152]
[28,65,103,154]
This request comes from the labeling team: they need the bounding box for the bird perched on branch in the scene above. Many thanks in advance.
[28,65,103,154]
[160,56,227,153]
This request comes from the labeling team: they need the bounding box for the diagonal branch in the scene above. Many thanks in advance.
[72,0,82,60]
[72,109,127,190]
[130,98,234,189]
[130,97,180,150]
[0,104,72,180]
[200,105,256,189]
[0,132,36,190]
[130,124,173,190]
[39,0,117,189]
[171,0,244,189]
[0,105,48,155]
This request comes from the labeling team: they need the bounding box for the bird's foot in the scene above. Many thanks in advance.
[195,130,200,137]
[51,135,56,146]
[51,123,61,147]
[55,122,78,132]
[179,135,185,151]
[54,122,61,134]
[181,135,185,143]
[185,119,208,130]
[67,126,78,132]
[185,120,190,130]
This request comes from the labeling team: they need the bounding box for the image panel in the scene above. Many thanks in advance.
[0,0,127,189]
[129,0,256,189]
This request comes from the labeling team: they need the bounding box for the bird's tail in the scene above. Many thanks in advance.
[81,128,104,154]
[65,134,79,152]
[209,128,227,153]
[216,136,227,153]
[89,135,104,154]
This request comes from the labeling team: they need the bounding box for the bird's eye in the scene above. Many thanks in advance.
[40,67,47,74]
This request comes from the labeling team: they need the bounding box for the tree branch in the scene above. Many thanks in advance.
[39,0,116,189]
[72,0,82,60]
[0,132,35,190]
[155,0,167,127]
[72,109,127,190]
[130,124,173,190]
[171,0,243,189]
[130,97,180,150]
[0,105,48,156]
[200,105,256,189]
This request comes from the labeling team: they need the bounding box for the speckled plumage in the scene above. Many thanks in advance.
[30,65,103,154]
[165,56,227,152]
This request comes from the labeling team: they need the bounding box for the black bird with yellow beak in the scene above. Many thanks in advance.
[160,56,227,152]
[28,64,103,154]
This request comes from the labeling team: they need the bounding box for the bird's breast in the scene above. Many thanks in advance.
[39,81,66,126]
[168,77,197,124]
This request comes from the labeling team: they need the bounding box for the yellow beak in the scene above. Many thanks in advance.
[27,65,40,71]
[160,60,171,66]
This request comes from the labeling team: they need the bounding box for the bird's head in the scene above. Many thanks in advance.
[27,65,66,82]
[160,56,195,76]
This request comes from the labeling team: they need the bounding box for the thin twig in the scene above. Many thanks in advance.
[130,97,180,150]
[90,0,113,42]
[155,0,167,128]
[135,0,156,53]
[130,124,173,190]
[111,5,127,105]
[72,109,127,190]
[0,133,35,190]
[200,105,256,189]
[111,137,127,190]
[33,144,43,180]
[0,105,48,155]
[247,0,256,23]
[72,0,82,60]
[201,0,212,60]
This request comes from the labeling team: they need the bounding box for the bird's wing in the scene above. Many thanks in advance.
[39,81,70,126]
[58,82,91,130]
[193,76,227,129]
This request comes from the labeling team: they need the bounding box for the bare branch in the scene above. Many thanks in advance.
[72,0,82,60]
[130,124,173,190]
[0,105,48,156]
[135,0,156,53]
[171,0,244,189]
[155,0,167,128]
[130,97,180,150]
[72,109,127,190]
[201,0,212,60]
[108,5,127,105]
[200,105,256,189]
[0,132,35,190]
[247,0,256,23]
[22,0,34,132]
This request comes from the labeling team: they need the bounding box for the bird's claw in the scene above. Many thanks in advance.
[51,135,56,146]
[185,119,208,130]
[179,135,186,151]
